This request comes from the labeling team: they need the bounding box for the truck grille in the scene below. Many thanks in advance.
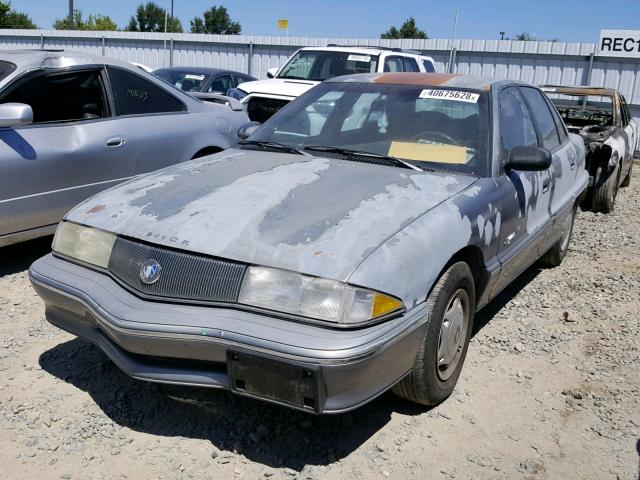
[108,237,247,304]
[246,97,290,122]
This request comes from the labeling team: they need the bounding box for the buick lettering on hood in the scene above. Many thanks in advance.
[30,73,588,413]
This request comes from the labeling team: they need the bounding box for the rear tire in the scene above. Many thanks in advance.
[539,205,576,268]
[592,162,619,214]
[392,262,475,406]
[620,160,632,188]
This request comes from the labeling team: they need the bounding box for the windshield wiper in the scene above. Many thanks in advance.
[238,140,307,156]
[303,145,423,171]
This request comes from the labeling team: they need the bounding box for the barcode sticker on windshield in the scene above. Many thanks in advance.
[419,89,479,103]
[347,54,371,62]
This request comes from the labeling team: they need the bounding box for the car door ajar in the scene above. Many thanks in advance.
[490,86,553,297]
[0,68,134,239]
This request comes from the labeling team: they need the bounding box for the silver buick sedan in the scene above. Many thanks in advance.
[0,49,249,247]
[30,73,588,413]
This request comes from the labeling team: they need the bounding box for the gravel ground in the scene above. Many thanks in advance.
[1,174,639,480]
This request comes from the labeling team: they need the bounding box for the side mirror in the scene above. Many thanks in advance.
[266,67,278,79]
[0,103,33,128]
[238,121,261,140]
[505,146,552,171]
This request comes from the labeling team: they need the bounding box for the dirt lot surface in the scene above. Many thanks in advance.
[1,176,639,480]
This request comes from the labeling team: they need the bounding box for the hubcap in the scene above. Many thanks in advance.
[436,289,469,381]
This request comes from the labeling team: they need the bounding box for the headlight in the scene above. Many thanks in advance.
[238,266,403,326]
[52,222,116,268]
[226,88,247,101]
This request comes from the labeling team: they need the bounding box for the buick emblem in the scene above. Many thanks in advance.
[140,259,162,285]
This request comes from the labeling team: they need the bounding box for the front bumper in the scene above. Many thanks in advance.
[30,254,428,414]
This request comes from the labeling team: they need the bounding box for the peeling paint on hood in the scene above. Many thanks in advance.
[67,149,477,281]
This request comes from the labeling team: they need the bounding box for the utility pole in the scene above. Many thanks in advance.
[170,0,174,20]
[68,0,73,29]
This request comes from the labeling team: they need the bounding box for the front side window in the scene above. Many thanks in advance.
[250,82,490,176]
[499,87,538,160]
[520,87,561,151]
[0,69,108,124]
[278,50,379,81]
[108,67,185,116]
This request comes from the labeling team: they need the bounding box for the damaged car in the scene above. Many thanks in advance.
[541,85,638,213]
[0,49,249,247]
[30,73,588,413]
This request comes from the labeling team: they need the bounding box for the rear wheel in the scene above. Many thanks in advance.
[620,160,632,188]
[393,262,475,406]
[592,162,620,213]
[539,206,576,268]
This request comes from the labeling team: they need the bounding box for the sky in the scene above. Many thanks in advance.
[13,0,640,42]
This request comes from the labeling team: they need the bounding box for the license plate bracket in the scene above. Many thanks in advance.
[227,350,322,413]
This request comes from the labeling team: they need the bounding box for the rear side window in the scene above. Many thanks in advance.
[422,59,436,73]
[620,95,630,127]
[499,87,538,160]
[108,67,185,116]
[384,56,419,73]
[520,87,561,151]
[543,94,568,144]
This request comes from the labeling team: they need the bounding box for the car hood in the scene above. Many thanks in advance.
[67,149,477,282]
[238,78,318,99]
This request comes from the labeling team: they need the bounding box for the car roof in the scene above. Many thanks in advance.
[0,48,134,71]
[154,66,248,76]
[540,85,617,97]
[327,72,511,92]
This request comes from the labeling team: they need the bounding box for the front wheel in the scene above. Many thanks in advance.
[393,262,475,406]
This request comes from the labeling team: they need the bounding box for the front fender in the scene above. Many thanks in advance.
[347,179,501,310]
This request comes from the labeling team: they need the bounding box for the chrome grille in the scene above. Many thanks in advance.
[108,237,247,303]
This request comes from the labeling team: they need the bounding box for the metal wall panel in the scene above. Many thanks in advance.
[0,29,639,123]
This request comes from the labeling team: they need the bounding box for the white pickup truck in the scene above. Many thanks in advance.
[542,85,638,213]
[228,45,437,122]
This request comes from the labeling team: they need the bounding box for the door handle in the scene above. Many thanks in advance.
[105,137,126,148]
[569,158,576,170]
[542,179,551,193]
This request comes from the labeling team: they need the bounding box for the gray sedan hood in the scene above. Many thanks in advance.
[67,149,477,281]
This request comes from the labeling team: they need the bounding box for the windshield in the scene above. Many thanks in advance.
[544,92,614,128]
[249,82,490,176]
[278,51,379,81]
[153,70,211,92]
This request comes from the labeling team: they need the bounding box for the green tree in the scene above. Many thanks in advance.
[513,32,535,41]
[190,5,241,34]
[0,1,37,28]
[381,17,427,39]
[54,11,117,31]
[126,2,183,33]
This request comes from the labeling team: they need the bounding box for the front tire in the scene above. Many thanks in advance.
[393,262,475,406]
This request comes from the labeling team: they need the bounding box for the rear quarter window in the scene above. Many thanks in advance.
[107,67,185,116]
